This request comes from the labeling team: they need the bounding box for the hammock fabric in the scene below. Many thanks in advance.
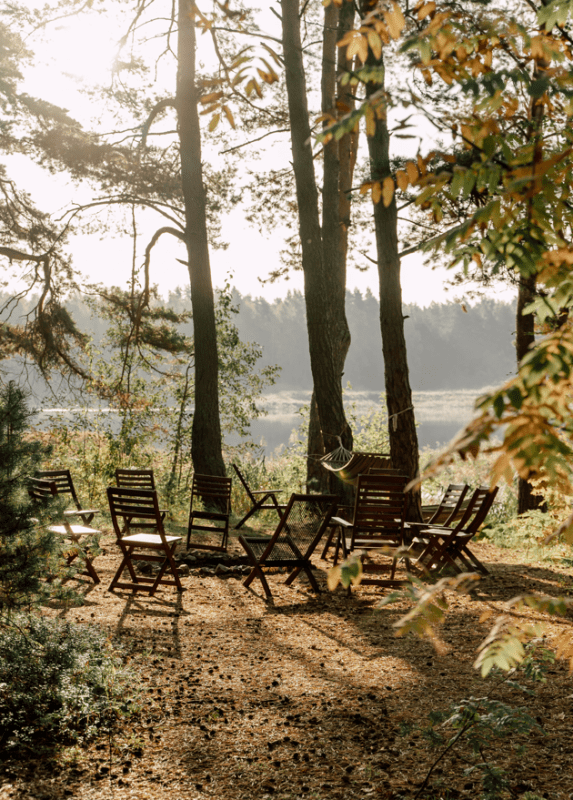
[320,451,392,485]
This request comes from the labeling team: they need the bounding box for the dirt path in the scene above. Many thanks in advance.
[1,535,573,800]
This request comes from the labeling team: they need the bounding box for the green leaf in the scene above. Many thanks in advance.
[506,386,523,410]
[493,393,505,419]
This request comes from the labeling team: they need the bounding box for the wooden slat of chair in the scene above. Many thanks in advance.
[28,478,101,584]
[35,469,99,525]
[186,474,232,552]
[116,468,167,520]
[115,468,156,491]
[408,485,499,578]
[107,486,184,595]
[232,463,285,529]
[421,483,470,526]
[332,473,409,588]
[239,493,338,600]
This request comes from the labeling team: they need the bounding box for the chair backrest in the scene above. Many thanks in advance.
[107,486,166,542]
[231,463,255,503]
[427,483,469,526]
[259,493,338,562]
[191,474,232,514]
[352,473,409,541]
[35,469,81,509]
[448,485,499,536]
[115,468,157,492]
[28,477,58,503]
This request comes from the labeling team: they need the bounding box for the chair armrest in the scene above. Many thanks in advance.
[64,508,100,517]
[330,516,351,528]
[251,489,284,495]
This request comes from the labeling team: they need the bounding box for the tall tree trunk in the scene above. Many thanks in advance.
[307,0,354,497]
[177,0,225,479]
[516,49,547,515]
[362,10,422,521]
[281,0,352,499]
[516,274,544,513]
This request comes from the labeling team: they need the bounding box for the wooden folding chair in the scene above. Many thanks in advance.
[28,477,101,584]
[232,463,286,529]
[407,485,499,578]
[186,474,232,551]
[421,483,470,525]
[332,473,409,588]
[35,468,99,525]
[115,468,167,519]
[239,493,338,600]
[405,483,470,546]
[107,487,184,595]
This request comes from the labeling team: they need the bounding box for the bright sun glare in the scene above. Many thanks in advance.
[25,15,119,113]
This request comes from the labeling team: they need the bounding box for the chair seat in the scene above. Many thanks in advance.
[64,508,100,517]
[48,524,101,537]
[121,532,181,545]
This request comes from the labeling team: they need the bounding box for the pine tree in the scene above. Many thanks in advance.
[0,382,64,616]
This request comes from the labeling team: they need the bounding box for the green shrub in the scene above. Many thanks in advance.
[0,381,74,615]
[0,614,139,755]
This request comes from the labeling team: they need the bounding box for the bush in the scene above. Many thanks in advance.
[0,381,72,615]
[0,614,139,755]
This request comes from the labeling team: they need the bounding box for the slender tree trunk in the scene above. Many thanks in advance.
[307,0,354,497]
[517,51,547,515]
[281,0,352,499]
[516,274,544,513]
[362,13,422,521]
[177,0,225,480]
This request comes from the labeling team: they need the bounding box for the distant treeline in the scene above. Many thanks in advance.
[225,289,517,392]
[1,289,517,395]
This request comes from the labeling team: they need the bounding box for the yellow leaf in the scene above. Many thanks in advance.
[384,2,406,39]
[406,161,419,184]
[200,91,224,105]
[372,181,382,204]
[347,33,368,63]
[417,1,436,19]
[222,105,235,129]
[368,30,383,60]
[530,35,546,60]
[382,176,395,207]
[208,114,220,132]
[327,565,341,590]
[396,170,409,191]
[365,105,376,137]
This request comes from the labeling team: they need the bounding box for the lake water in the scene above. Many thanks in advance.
[36,387,492,455]
[248,387,492,454]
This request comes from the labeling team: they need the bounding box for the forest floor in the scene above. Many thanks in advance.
[1,527,573,800]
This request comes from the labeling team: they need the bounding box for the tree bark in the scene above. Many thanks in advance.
[362,14,422,521]
[306,1,354,496]
[281,0,352,499]
[516,274,545,513]
[177,0,226,479]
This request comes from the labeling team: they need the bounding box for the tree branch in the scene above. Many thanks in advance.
[219,128,290,154]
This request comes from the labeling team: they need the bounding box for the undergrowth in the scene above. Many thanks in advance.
[0,614,140,757]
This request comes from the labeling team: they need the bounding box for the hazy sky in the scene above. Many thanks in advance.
[16,2,516,307]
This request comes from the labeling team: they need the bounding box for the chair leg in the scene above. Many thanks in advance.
[150,545,185,594]
[82,555,101,584]
[109,545,137,592]
[239,536,274,599]
[320,524,338,560]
